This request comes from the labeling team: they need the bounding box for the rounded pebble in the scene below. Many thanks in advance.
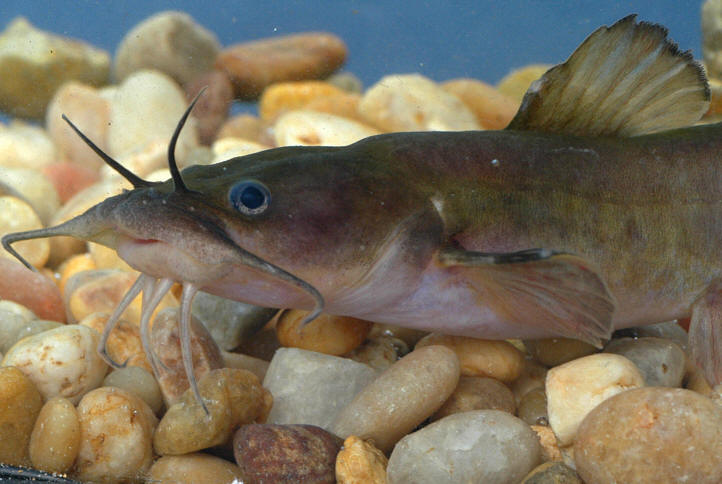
[185,69,234,145]
[79,312,151,372]
[574,387,722,483]
[0,258,64,321]
[233,423,342,484]
[0,318,62,354]
[154,368,273,455]
[216,32,347,100]
[511,357,548,404]
[432,376,516,420]
[335,435,388,484]
[387,410,541,484]
[0,366,43,466]
[276,309,373,355]
[521,461,582,484]
[518,386,549,426]
[222,350,270,382]
[0,165,60,225]
[41,161,100,205]
[217,114,265,142]
[416,333,525,381]
[259,80,348,120]
[604,336,686,387]
[28,397,80,474]
[148,453,245,484]
[531,424,563,462]
[114,11,220,86]
[331,345,460,453]
[103,366,164,415]
[75,386,157,483]
[263,347,376,431]
[359,74,480,132]
[346,334,407,371]
[211,136,269,162]
[546,353,645,446]
[441,78,519,129]
[2,324,108,403]
[274,109,380,147]
[524,337,598,367]
[0,195,49,268]
[496,64,552,102]
[0,120,56,170]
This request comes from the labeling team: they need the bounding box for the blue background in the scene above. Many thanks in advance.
[0,1,705,89]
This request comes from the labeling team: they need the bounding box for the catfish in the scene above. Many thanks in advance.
[3,16,721,407]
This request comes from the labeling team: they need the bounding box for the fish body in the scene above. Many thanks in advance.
[4,15,721,386]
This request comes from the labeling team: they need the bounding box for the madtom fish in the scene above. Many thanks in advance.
[4,16,721,404]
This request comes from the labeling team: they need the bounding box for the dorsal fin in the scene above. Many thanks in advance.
[506,15,710,137]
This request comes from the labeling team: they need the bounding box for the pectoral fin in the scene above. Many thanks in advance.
[689,280,722,385]
[439,247,615,347]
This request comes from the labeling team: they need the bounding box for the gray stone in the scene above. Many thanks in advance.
[604,337,686,387]
[387,410,541,484]
[0,310,61,354]
[263,348,376,432]
[191,291,276,351]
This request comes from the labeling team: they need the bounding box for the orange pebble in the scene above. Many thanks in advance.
[259,81,347,121]
[58,253,96,296]
[276,310,372,356]
[442,78,519,130]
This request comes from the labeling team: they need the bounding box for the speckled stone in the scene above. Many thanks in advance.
[387,410,541,484]
[0,17,110,119]
[335,435,388,484]
[574,387,722,484]
[604,336,686,387]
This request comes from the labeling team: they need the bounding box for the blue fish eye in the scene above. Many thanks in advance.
[229,181,271,215]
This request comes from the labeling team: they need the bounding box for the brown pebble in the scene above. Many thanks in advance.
[216,32,347,100]
[331,345,460,453]
[0,366,43,466]
[574,387,722,483]
[185,70,234,145]
[518,387,549,426]
[148,453,245,484]
[531,425,563,463]
[217,113,266,142]
[346,334,407,372]
[416,333,525,381]
[79,312,152,373]
[336,435,388,484]
[29,397,80,474]
[151,307,224,406]
[154,368,273,455]
[521,461,582,484]
[276,309,372,356]
[524,337,598,367]
[233,424,342,484]
[432,376,516,420]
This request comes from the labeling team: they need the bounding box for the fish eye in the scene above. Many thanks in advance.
[229,180,271,216]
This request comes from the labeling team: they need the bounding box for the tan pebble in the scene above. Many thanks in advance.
[217,113,265,142]
[102,138,167,181]
[331,345,460,453]
[151,307,224,406]
[304,91,363,122]
[511,358,548,405]
[2,324,108,403]
[115,11,220,86]
[259,80,347,120]
[233,423,342,484]
[497,64,552,102]
[276,309,372,356]
[432,376,516,420]
[327,71,363,93]
[359,73,480,132]
[0,120,56,169]
[57,253,97,296]
[0,319,62,354]
[0,196,49,268]
[0,366,43,466]
[154,368,272,455]
[108,70,198,161]
[0,258,65,322]
[29,397,80,474]
[0,299,37,321]
[346,334,407,371]
[441,78,519,129]
[103,366,164,415]
[525,337,598,367]
[149,453,244,484]
[521,461,582,483]
[684,354,714,396]
[336,435,388,484]
[274,109,380,147]
[531,425,562,462]
[0,166,59,225]
[45,81,111,171]
[75,387,157,483]
[185,70,234,145]
[216,32,347,100]
[574,387,722,483]
[211,137,269,163]
[416,333,525,381]
[88,241,135,271]
[47,178,129,267]
[546,353,644,446]
[518,387,548,427]
[79,312,151,373]
[222,350,270,382]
